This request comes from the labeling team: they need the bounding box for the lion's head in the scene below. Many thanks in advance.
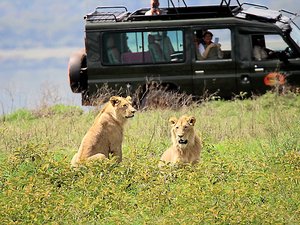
[110,96,137,119]
[169,115,196,148]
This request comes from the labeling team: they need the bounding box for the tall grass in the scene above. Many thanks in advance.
[0,92,299,224]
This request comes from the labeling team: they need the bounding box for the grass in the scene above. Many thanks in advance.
[0,92,299,224]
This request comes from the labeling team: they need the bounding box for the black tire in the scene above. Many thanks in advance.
[68,49,87,93]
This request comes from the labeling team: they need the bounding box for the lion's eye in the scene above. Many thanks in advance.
[184,125,188,129]
[175,126,179,129]
[123,104,127,108]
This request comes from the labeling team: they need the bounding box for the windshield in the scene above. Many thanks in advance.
[290,22,300,48]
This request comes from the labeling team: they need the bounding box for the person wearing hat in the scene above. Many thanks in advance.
[199,31,223,60]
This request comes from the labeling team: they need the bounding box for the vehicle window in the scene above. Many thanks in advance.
[252,34,290,61]
[265,35,289,51]
[102,30,184,65]
[290,23,300,48]
[194,28,231,61]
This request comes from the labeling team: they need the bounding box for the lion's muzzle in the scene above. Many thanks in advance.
[125,108,137,118]
[178,139,188,144]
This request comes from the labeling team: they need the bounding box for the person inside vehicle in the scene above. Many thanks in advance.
[193,32,201,60]
[199,30,223,60]
[160,31,174,61]
[148,34,164,62]
[252,36,274,61]
[145,0,161,15]
[106,36,121,64]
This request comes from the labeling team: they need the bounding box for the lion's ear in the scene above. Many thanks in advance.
[169,117,177,126]
[110,96,120,106]
[126,96,132,103]
[188,116,196,126]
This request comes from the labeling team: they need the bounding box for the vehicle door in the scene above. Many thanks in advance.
[238,32,300,94]
[192,28,237,98]
[98,29,192,95]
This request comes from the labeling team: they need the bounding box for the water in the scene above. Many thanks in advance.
[0,49,82,115]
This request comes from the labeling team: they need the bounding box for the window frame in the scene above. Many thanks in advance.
[101,29,185,66]
[193,27,232,62]
[251,33,294,61]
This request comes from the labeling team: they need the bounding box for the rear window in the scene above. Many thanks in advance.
[102,30,184,65]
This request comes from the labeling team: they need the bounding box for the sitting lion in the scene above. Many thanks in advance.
[160,115,202,165]
[71,96,137,167]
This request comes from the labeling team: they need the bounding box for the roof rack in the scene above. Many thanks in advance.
[279,9,299,21]
[235,3,281,23]
[85,1,244,23]
[220,0,241,7]
[167,0,187,9]
[166,0,242,9]
[84,1,295,26]
[126,0,244,22]
[85,6,129,22]
[126,5,238,22]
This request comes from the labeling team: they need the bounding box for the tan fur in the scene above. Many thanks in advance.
[160,115,202,165]
[71,96,136,167]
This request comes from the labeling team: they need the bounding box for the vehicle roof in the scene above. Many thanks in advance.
[84,1,296,32]
[85,16,278,32]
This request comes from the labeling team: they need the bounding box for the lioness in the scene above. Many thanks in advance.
[160,115,202,165]
[71,96,136,166]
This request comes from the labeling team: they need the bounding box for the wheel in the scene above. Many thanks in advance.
[68,49,87,93]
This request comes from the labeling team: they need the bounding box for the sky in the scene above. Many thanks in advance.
[0,0,299,114]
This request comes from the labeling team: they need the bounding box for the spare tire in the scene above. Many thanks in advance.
[68,49,87,93]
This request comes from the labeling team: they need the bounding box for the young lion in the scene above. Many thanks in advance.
[160,115,202,165]
[71,96,137,167]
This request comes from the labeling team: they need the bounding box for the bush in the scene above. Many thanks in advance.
[0,93,299,224]
[1,108,36,122]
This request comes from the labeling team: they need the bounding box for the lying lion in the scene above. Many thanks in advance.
[71,96,136,166]
[160,115,202,165]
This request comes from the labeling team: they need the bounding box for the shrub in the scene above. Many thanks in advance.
[0,92,299,224]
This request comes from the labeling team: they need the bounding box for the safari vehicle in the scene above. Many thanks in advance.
[68,0,300,105]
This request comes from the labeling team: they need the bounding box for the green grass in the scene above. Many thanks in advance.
[0,92,299,224]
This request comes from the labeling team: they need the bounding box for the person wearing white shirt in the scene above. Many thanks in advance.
[253,38,268,61]
[198,31,223,60]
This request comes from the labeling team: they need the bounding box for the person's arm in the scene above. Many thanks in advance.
[199,43,215,60]
[193,41,200,60]
[217,45,224,59]
[253,46,261,60]
[110,48,121,63]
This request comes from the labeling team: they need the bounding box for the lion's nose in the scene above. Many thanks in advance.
[178,134,184,138]
[131,108,137,113]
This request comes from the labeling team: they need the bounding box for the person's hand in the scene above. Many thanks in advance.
[208,43,216,48]
[209,43,221,48]
[268,50,274,56]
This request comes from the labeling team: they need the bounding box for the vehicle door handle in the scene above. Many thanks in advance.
[195,70,204,74]
[254,67,264,72]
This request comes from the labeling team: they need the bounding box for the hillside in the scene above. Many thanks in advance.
[0,92,299,224]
